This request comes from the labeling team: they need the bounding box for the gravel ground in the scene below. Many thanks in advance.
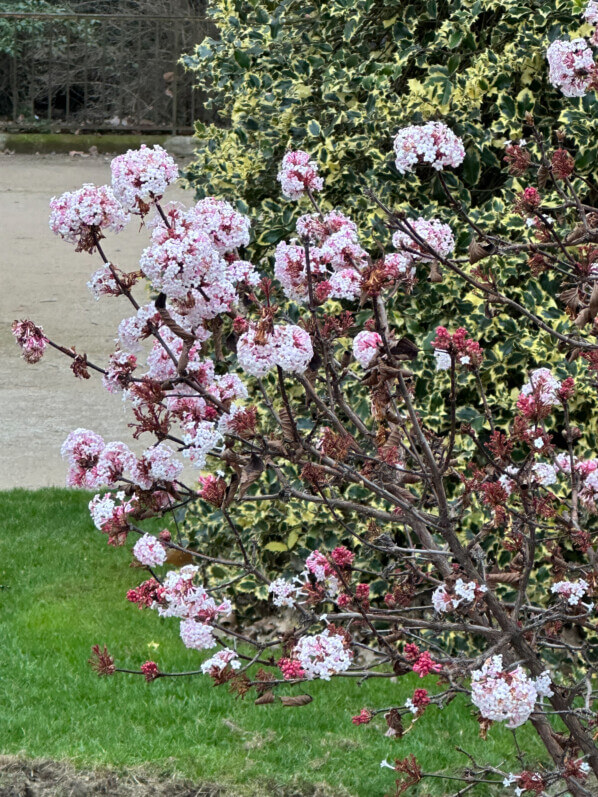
[0,151,193,490]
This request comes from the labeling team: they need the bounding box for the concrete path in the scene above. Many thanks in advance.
[1,152,193,489]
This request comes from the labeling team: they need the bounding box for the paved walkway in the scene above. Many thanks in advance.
[1,152,192,489]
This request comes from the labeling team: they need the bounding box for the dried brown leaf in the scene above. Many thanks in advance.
[254,691,276,705]
[280,694,313,707]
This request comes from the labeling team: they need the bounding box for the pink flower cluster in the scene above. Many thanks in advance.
[49,184,129,250]
[138,202,257,313]
[237,324,313,377]
[471,656,553,729]
[585,0,598,25]
[61,428,109,488]
[157,565,232,621]
[393,122,465,175]
[117,302,162,352]
[11,320,47,364]
[579,470,598,512]
[278,657,306,680]
[412,651,443,678]
[277,150,324,200]
[432,327,484,371]
[352,330,382,369]
[275,211,365,304]
[130,444,183,490]
[187,197,251,253]
[87,264,120,300]
[164,369,246,472]
[110,144,178,213]
[351,708,373,725]
[292,629,353,680]
[140,661,160,682]
[133,533,167,567]
[546,38,597,98]
[88,491,136,544]
[405,688,431,714]
[139,209,226,300]
[182,421,223,470]
[517,368,564,418]
[95,441,136,486]
[331,546,355,568]
[61,429,184,495]
[143,328,207,381]
[305,550,334,581]
[381,253,416,290]
[102,351,137,394]
[151,565,232,652]
[392,217,455,261]
[303,550,340,598]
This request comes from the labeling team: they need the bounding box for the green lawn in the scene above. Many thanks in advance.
[0,489,548,796]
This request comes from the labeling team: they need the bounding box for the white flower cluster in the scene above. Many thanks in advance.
[182,421,224,470]
[432,579,487,614]
[519,367,561,408]
[393,122,465,175]
[236,324,314,378]
[87,264,119,300]
[117,302,161,352]
[352,330,383,369]
[277,150,324,200]
[200,649,241,674]
[551,579,590,607]
[49,183,129,245]
[154,565,232,652]
[132,533,167,567]
[392,217,455,261]
[180,618,216,651]
[187,197,251,253]
[434,350,452,371]
[268,578,302,608]
[130,444,184,490]
[110,144,178,212]
[471,655,553,729]
[293,629,353,680]
[139,218,226,300]
[157,565,232,621]
[547,39,596,98]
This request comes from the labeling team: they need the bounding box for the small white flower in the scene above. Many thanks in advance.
[404,698,418,715]
[380,759,395,770]
[434,350,451,371]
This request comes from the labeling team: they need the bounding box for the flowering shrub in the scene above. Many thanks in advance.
[15,69,598,794]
